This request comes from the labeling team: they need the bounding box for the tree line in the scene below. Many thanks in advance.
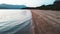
[23,1,60,10]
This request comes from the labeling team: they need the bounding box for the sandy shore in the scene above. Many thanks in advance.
[31,10,60,34]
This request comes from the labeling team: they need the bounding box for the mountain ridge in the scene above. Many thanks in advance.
[0,4,27,9]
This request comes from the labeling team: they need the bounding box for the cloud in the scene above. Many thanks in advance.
[0,0,55,7]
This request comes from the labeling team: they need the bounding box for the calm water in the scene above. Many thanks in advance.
[0,9,32,34]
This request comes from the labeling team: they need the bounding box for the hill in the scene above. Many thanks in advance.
[0,4,26,9]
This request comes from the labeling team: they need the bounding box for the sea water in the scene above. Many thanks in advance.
[0,9,32,34]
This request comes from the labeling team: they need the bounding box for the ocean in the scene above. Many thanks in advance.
[0,9,32,34]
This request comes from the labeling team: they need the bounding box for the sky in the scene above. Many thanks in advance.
[0,0,55,7]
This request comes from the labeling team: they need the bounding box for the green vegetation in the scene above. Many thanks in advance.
[23,1,60,10]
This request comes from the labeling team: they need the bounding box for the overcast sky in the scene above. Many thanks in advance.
[0,0,55,7]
